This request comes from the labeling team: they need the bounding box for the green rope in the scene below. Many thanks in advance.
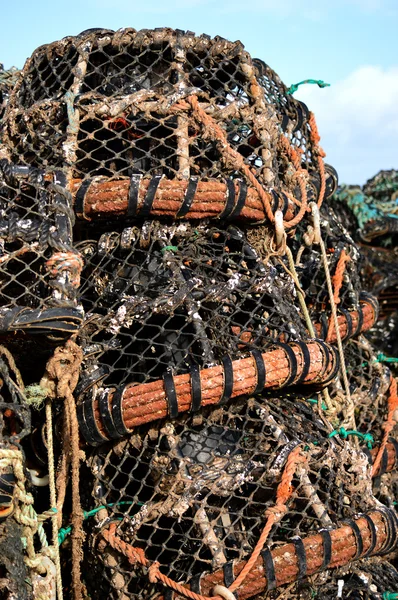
[286,79,330,95]
[58,501,135,545]
[328,427,374,448]
[306,398,328,410]
[383,592,398,600]
[161,245,178,254]
[376,353,398,364]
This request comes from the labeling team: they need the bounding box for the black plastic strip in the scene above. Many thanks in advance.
[75,178,92,220]
[163,372,179,419]
[219,179,236,220]
[322,346,340,384]
[280,192,289,216]
[362,447,373,465]
[354,304,364,337]
[176,177,199,218]
[320,529,332,569]
[190,574,202,594]
[139,175,162,217]
[99,390,120,440]
[261,548,277,591]
[273,342,298,387]
[319,313,329,340]
[84,396,108,445]
[229,180,247,219]
[389,437,398,468]
[362,514,377,557]
[339,308,353,340]
[190,363,202,413]
[271,190,279,213]
[111,387,130,436]
[292,537,307,579]
[220,355,234,404]
[342,519,363,559]
[128,174,142,217]
[378,508,395,554]
[223,562,234,588]
[359,292,379,321]
[77,401,100,446]
[251,349,266,395]
[315,340,331,380]
[380,448,389,476]
[294,342,311,384]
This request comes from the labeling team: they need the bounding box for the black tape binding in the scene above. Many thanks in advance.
[341,519,363,559]
[84,395,107,445]
[220,355,234,404]
[379,448,389,476]
[251,349,266,395]
[322,346,340,385]
[320,529,332,569]
[228,179,248,220]
[111,387,130,436]
[176,177,199,218]
[354,303,364,337]
[163,372,179,419]
[219,179,236,220]
[292,537,307,579]
[359,292,379,322]
[261,548,277,591]
[319,313,329,340]
[389,437,398,468]
[362,447,373,465]
[139,175,162,217]
[294,342,311,384]
[273,342,298,387]
[223,561,235,588]
[77,400,102,446]
[339,308,353,340]
[190,363,202,413]
[190,574,202,594]
[361,513,377,557]
[378,508,397,555]
[99,390,120,440]
[128,174,142,217]
[75,178,93,220]
[271,190,280,213]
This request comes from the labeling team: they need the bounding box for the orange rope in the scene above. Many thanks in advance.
[372,377,398,477]
[187,95,307,230]
[326,249,350,342]
[308,112,327,208]
[102,445,305,600]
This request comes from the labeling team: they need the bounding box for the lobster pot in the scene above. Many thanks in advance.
[1,27,337,219]
[0,166,83,345]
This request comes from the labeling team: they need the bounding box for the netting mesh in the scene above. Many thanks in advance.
[0,27,397,600]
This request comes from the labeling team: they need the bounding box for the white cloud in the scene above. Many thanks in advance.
[295,66,398,184]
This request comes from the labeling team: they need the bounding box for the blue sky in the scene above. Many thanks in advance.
[1,0,397,184]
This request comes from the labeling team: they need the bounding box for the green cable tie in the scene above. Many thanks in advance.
[328,427,373,448]
[161,245,178,254]
[286,79,330,95]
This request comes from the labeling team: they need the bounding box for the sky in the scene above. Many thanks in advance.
[0,0,397,184]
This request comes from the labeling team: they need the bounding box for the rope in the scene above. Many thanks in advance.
[187,95,307,230]
[103,446,305,600]
[286,79,330,95]
[46,398,64,600]
[371,377,398,477]
[308,112,327,208]
[40,339,84,600]
[312,203,354,428]
[326,249,350,341]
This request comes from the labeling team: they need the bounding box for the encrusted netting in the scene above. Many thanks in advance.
[0,27,397,600]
